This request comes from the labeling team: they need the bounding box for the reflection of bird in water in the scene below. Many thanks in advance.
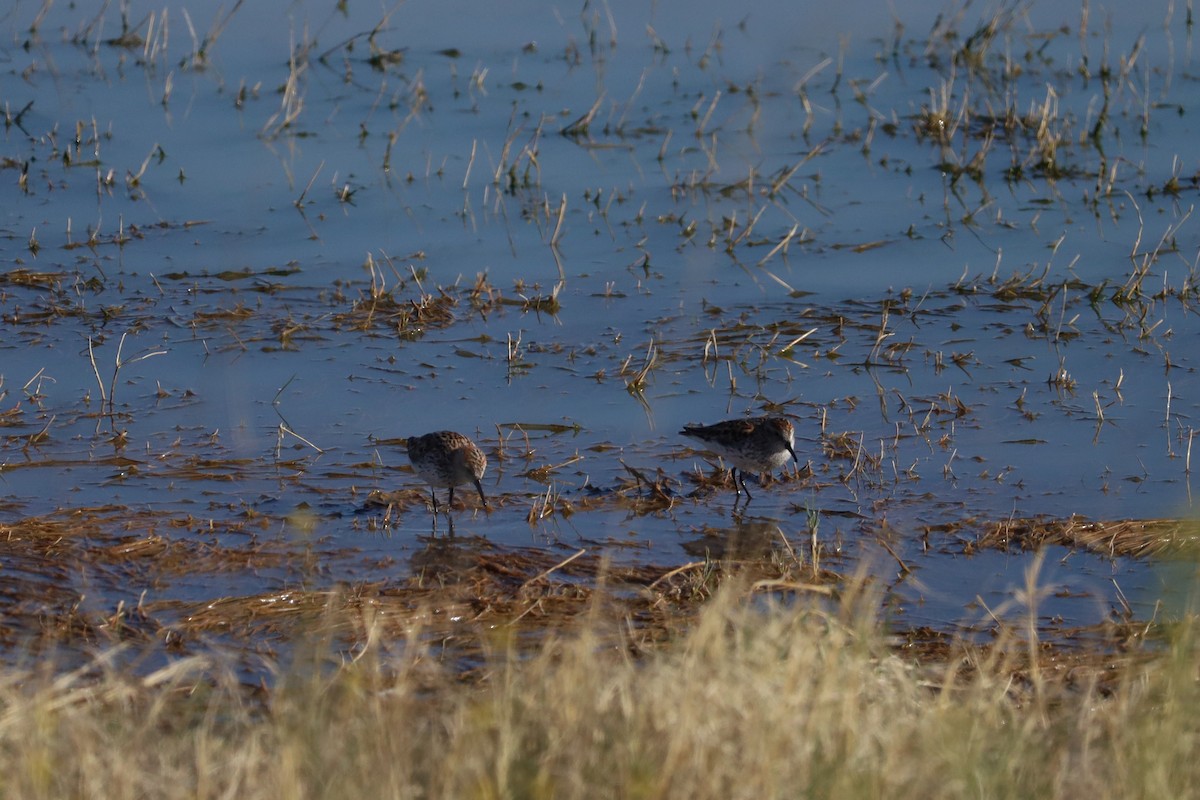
[681,520,787,561]
[679,416,798,499]
[409,534,484,580]
[406,431,489,514]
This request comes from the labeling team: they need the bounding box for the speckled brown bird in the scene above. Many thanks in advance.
[406,430,488,512]
[680,416,798,499]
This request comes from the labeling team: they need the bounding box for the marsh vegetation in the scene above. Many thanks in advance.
[2,0,1200,794]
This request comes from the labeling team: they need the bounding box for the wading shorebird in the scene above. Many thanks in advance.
[679,416,798,500]
[406,430,489,513]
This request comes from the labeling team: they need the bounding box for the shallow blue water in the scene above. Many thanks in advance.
[2,0,1199,645]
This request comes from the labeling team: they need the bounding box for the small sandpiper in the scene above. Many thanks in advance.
[406,430,489,513]
[679,416,798,499]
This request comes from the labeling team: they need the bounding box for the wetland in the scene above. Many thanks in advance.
[2,0,1200,794]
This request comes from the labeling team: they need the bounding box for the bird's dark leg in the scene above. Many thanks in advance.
[448,485,456,509]
[732,468,753,500]
[427,490,441,533]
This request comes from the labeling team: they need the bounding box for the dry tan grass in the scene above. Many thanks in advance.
[0,567,1195,799]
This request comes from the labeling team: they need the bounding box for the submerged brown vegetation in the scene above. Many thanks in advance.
[0,504,1172,677]
[972,515,1200,558]
[0,527,1193,799]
